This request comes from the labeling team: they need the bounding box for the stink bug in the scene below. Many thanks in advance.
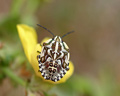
[37,24,74,82]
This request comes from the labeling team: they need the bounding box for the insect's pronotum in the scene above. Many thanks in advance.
[37,24,74,82]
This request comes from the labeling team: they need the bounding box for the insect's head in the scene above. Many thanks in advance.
[53,36,62,43]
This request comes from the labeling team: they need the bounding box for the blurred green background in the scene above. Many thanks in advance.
[0,0,120,96]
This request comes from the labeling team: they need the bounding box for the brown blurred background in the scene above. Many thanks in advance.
[0,0,120,96]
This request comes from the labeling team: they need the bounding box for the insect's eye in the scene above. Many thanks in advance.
[43,42,46,46]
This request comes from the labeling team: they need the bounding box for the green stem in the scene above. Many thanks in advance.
[1,67,26,87]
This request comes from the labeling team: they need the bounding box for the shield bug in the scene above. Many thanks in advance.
[37,24,74,82]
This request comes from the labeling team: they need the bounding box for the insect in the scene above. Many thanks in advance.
[37,24,74,82]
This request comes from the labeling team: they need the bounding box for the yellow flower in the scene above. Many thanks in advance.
[17,24,74,84]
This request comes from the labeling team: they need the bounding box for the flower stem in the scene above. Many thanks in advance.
[1,67,26,87]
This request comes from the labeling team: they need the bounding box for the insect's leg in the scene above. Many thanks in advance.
[66,63,69,71]
[37,54,40,59]
[40,43,42,47]
[37,51,41,53]
[37,50,41,60]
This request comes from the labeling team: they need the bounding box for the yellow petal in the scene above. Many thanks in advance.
[31,38,74,84]
[17,24,37,63]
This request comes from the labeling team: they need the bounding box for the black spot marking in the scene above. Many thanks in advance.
[40,69,43,73]
[39,65,42,68]
[50,60,53,62]
[60,74,63,78]
[49,63,53,67]
[51,78,55,82]
[54,64,57,68]
[53,69,56,73]
[68,63,69,66]
[46,76,50,80]
[49,68,52,73]
[66,67,69,71]
[63,70,66,75]
[42,73,45,77]
[57,76,60,81]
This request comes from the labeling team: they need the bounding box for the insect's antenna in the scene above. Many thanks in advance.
[61,31,74,39]
[37,24,55,37]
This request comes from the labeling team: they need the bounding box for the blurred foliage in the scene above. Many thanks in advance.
[0,0,120,96]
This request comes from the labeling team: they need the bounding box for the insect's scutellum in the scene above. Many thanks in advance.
[37,24,73,82]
